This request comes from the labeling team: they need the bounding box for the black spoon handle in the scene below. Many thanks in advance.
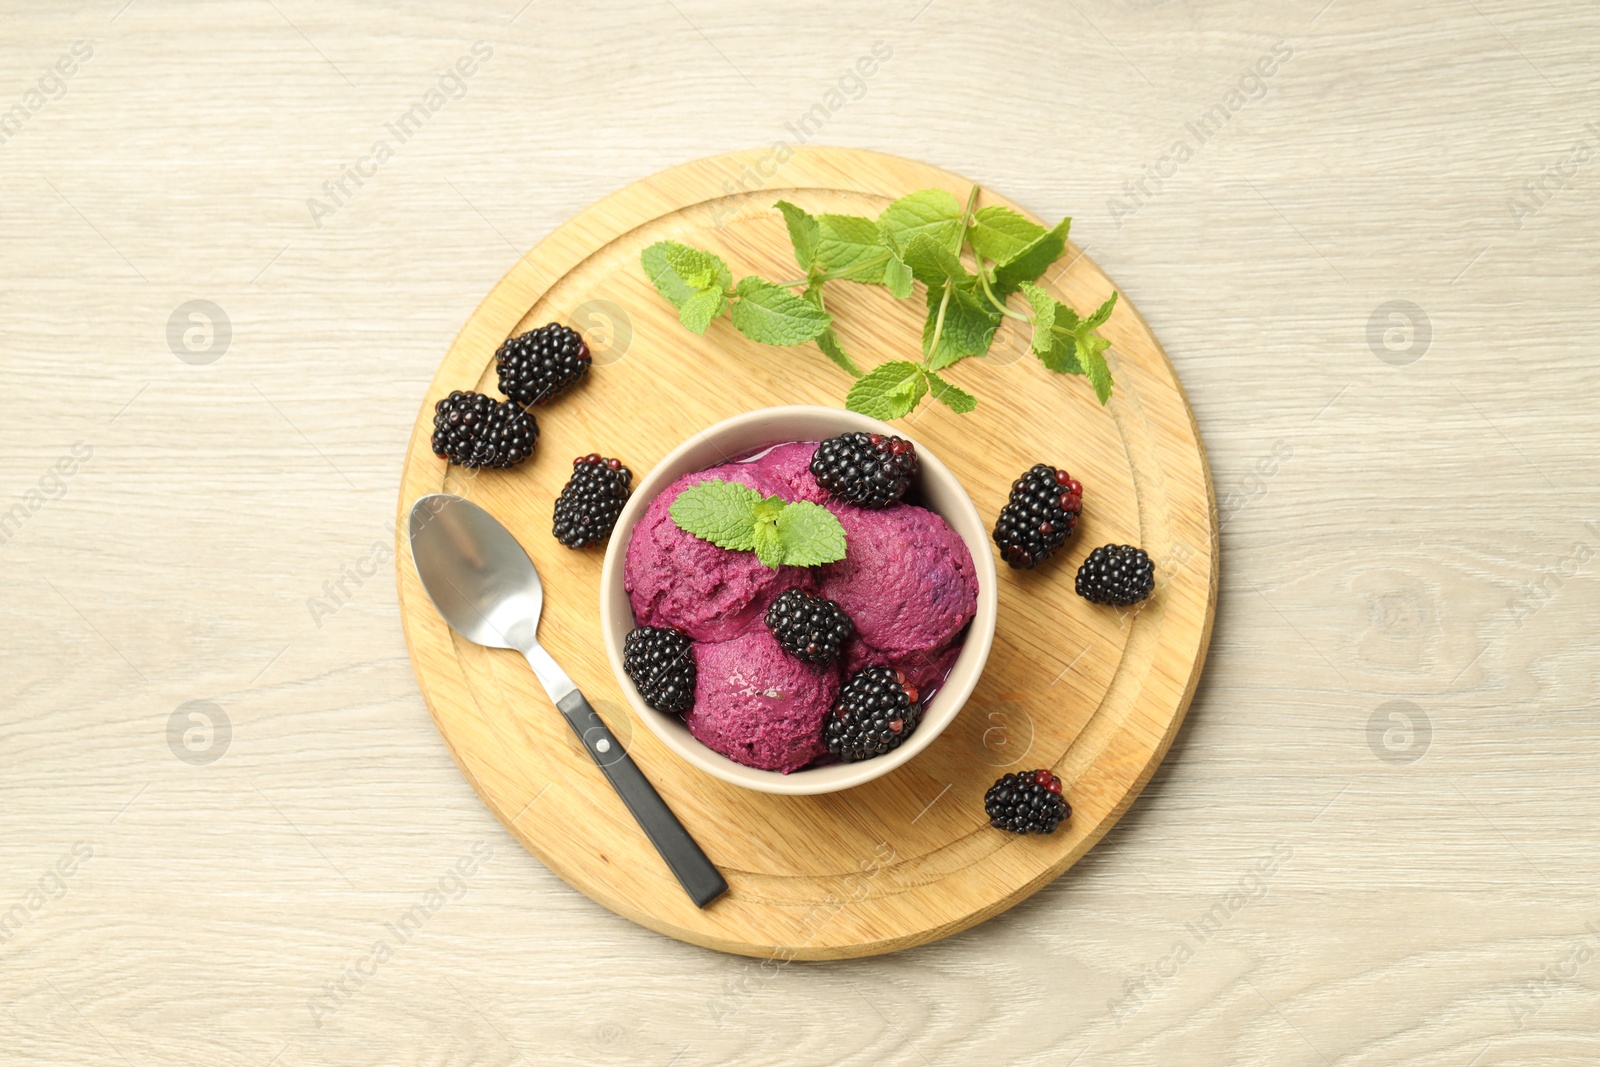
[555,689,727,908]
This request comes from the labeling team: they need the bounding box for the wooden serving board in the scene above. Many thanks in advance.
[394,147,1217,959]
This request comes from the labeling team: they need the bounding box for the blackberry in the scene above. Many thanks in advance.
[985,769,1071,834]
[824,666,922,762]
[1075,544,1155,606]
[764,589,853,664]
[623,626,696,715]
[810,432,919,508]
[495,322,591,407]
[430,390,538,469]
[552,454,632,549]
[992,464,1083,569]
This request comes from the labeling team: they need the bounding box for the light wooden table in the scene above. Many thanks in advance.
[3,2,1596,1064]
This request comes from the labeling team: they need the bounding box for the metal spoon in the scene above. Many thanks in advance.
[407,493,726,908]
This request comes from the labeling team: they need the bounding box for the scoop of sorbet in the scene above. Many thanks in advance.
[686,630,839,773]
[820,502,977,657]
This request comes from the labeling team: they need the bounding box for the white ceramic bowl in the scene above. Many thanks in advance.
[599,406,999,796]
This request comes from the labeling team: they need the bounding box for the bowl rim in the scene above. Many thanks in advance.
[598,405,999,796]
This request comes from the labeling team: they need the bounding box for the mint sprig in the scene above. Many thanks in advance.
[640,185,1119,418]
[1021,283,1118,404]
[669,479,847,570]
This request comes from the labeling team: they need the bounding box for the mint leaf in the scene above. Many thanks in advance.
[752,495,785,524]
[774,501,847,566]
[879,189,963,255]
[1082,291,1118,329]
[1039,331,1083,375]
[816,328,861,377]
[900,232,969,288]
[729,277,832,346]
[1020,281,1082,365]
[751,519,783,569]
[665,244,733,292]
[815,214,890,283]
[774,200,819,272]
[846,360,927,420]
[669,479,761,550]
[925,368,977,413]
[1020,282,1114,398]
[968,206,1047,266]
[1039,334,1083,375]
[802,285,862,376]
[641,241,702,309]
[993,216,1072,296]
[1020,282,1058,356]
[883,252,913,299]
[678,286,726,334]
[1080,335,1113,404]
[923,283,1000,370]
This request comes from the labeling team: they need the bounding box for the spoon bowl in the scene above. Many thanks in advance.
[408,494,543,652]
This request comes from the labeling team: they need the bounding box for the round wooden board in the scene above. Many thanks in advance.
[395,147,1217,960]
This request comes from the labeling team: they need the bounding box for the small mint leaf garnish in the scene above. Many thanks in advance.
[668,479,847,569]
[752,494,785,523]
[774,501,847,567]
[751,519,783,569]
[668,479,762,551]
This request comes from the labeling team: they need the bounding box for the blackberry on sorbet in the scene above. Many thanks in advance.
[430,390,538,469]
[764,588,853,664]
[552,454,632,549]
[495,322,591,407]
[824,666,922,762]
[810,432,919,508]
[991,464,1082,569]
[623,626,696,714]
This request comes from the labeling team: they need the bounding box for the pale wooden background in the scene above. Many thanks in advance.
[3,1,1597,1064]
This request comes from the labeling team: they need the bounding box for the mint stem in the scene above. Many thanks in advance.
[960,184,980,229]
[924,280,953,364]
[773,255,891,289]
[976,267,1031,321]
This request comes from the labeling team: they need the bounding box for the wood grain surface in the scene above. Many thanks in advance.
[2,0,1597,1063]
[394,147,1216,959]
